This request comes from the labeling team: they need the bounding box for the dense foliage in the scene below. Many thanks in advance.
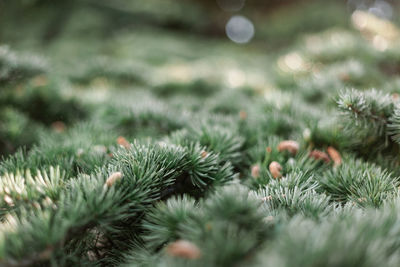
[1,0,400,266]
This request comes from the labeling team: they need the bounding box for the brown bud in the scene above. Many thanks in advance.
[261,195,273,201]
[265,215,274,223]
[239,110,247,120]
[277,140,299,155]
[339,72,350,82]
[32,75,48,87]
[105,172,123,187]
[251,165,260,178]
[269,161,282,179]
[51,121,66,133]
[43,196,53,206]
[309,150,330,163]
[166,240,201,259]
[357,197,367,203]
[117,136,131,149]
[327,146,342,167]
[200,150,208,158]
[33,201,41,209]
[38,246,54,260]
[266,147,272,153]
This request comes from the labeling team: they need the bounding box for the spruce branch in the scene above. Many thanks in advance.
[337,89,394,135]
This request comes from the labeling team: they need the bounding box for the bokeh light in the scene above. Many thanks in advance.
[351,10,399,51]
[369,1,393,19]
[347,0,394,19]
[225,15,255,44]
[277,52,308,73]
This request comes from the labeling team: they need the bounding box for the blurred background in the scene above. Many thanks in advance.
[1,0,399,88]
[1,0,399,46]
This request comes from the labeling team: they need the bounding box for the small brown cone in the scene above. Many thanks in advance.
[327,146,342,167]
[200,150,208,158]
[32,75,48,87]
[277,140,299,155]
[105,172,123,187]
[38,246,54,260]
[51,121,66,133]
[239,110,247,120]
[339,72,350,82]
[166,240,201,259]
[269,161,282,179]
[117,136,131,149]
[261,195,273,201]
[251,165,260,178]
[309,150,330,163]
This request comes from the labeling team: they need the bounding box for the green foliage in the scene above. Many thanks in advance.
[337,89,400,157]
[142,195,197,250]
[0,107,41,155]
[0,45,47,85]
[0,81,88,125]
[127,185,272,267]
[320,158,399,207]
[2,0,400,266]
[255,203,400,267]
[338,89,394,136]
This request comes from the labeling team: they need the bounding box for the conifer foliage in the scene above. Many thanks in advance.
[2,0,400,266]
